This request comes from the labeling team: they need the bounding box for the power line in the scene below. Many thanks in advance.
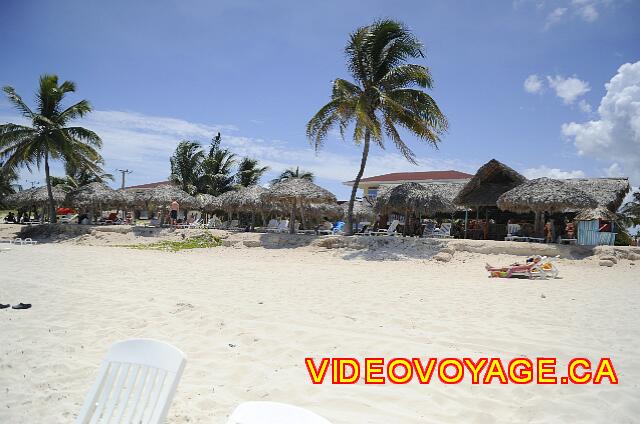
[116,169,133,189]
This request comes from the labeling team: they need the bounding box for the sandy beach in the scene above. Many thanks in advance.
[1,227,639,423]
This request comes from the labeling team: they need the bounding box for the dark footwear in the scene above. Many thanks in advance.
[0,304,9,309]
[11,303,31,310]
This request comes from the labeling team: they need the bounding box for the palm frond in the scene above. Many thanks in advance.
[2,86,35,119]
[59,99,92,123]
[379,64,433,90]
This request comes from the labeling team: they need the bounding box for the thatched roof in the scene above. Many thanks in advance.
[575,206,618,221]
[342,199,376,219]
[196,193,221,212]
[376,182,454,214]
[136,184,199,208]
[226,185,268,211]
[217,190,240,211]
[263,178,336,204]
[67,182,123,207]
[307,202,344,219]
[4,185,67,206]
[454,159,526,207]
[497,177,598,213]
[563,178,630,211]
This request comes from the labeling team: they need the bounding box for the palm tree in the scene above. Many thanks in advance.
[0,161,18,206]
[307,20,448,234]
[170,140,205,194]
[52,167,114,191]
[198,135,236,195]
[271,166,314,184]
[0,74,103,222]
[236,157,269,187]
[620,190,640,226]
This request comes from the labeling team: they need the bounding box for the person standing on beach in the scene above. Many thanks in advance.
[170,199,179,225]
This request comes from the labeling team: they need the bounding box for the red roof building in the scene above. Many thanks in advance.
[123,180,175,190]
[343,170,472,198]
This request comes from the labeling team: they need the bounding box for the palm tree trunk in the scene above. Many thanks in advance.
[44,151,57,224]
[346,130,371,235]
[299,199,306,229]
[289,199,296,234]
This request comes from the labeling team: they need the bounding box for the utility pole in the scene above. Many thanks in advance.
[117,169,133,189]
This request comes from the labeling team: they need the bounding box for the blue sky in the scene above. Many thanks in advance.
[1,0,639,199]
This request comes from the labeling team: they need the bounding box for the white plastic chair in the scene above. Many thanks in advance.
[76,339,186,424]
[371,220,400,236]
[274,220,289,233]
[433,223,453,238]
[227,401,332,424]
[11,237,23,245]
[23,238,38,245]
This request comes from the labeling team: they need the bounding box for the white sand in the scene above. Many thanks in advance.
[0,231,639,423]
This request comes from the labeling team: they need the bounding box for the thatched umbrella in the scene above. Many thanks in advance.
[5,185,67,206]
[67,182,123,208]
[5,186,67,222]
[497,177,598,234]
[454,159,526,208]
[341,199,375,221]
[376,182,454,235]
[563,178,631,211]
[377,182,453,214]
[225,185,269,228]
[67,182,125,223]
[308,202,343,220]
[196,193,221,212]
[136,184,198,223]
[143,185,198,208]
[262,178,336,233]
[575,206,618,221]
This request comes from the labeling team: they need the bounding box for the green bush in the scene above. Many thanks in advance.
[125,232,223,251]
[615,229,632,246]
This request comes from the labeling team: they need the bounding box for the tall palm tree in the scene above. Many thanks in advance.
[236,157,269,187]
[169,140,205,194]
[271,166,314,184]
[198,135,236,195]
[620,190,640,226]
[0,74,103,222]
[307,20,448,234]
[0,161,18,206]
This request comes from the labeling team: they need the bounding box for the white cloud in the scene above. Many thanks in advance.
[544,7,568,29]
[524,74,543,94]
[547,75,591,104]
[536,0,609,29]
[522,165,586,179]
[562,61,640,183]
[578,99,592,113]
[576,2,599,21]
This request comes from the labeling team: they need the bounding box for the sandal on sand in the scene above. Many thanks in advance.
[11,303,31,310]
[0,304,9,309]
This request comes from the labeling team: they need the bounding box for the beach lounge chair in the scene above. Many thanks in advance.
[504,223,527,241]
[422,221,437,238]
[227,219,241,231]
[76,339,186,424]
[433,223,453,238]
[227,401,332,424]
[485,255,559,279]
[371,220,400,236]
[273,220,290,233]
[59,214,78,224]
[261,219,280,232]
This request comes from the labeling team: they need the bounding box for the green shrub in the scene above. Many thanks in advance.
[124,232,223,251]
